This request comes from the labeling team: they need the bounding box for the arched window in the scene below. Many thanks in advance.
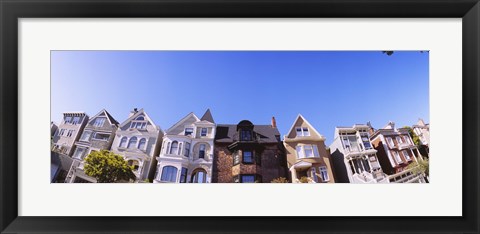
[161,166,178,182]
[170,141,178,154]
[127,160,140,171]
[119,137,128,148]
[128,137,137,149]
[191,169,207,183]
[199,144,206,158]
[138,138,147,150]
[135,116,145,121]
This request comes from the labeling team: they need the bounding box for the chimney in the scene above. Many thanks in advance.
[128,108,139,118]
[271,116,277,128]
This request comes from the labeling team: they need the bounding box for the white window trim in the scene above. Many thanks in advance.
[319,166,330,182]
[295,127,310,137]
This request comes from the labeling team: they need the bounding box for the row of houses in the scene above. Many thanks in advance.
[50,108,430,183]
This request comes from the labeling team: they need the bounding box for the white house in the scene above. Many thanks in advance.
[111,108,164,182]
[154,109,215,183]
[330,124,389,183]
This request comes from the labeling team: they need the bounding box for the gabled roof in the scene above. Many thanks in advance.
[88,109,119,126]
[118,108,162,132]
[200,109,215,123]
[215,123,281,143]
[284,114,326,141]
[165,112,200,134]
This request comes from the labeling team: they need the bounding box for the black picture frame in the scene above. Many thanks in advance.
[1,0,478,233]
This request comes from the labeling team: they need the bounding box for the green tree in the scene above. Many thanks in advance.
[406,158,429,177]
[271,177,289,183]
[84,150,136,183]
[403,126,421,146]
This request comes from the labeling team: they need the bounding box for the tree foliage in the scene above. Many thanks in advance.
[406,158,429,177]
[299,176,310,183]
[84,150,136,183]
[271,177,289,183]
[403,126,421,146]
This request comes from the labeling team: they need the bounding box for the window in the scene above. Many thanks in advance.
[93,117,106,127]
[93,133,110,141]
[403,135,411,144]
[58,129,65,136]
[304,145,314,157]
[128,137,138,149]
[127,160,140,171]
[396,136,404,144]
[296,127,310,137]
[80,131,92,141]
[138,138,146,150]
[241,175,255,183]
[240,129,252,141]
[180,167,188,183]
[160,166,178,182]
[201,128,208,136]
[72,116,80,125]
[73,147,86,160]
[65,116,72,124]
[233,152,240,165]
[310,167,318,182]
[199,144,206,158]
[119,137,127,148]
[393,151,402,163]
[185,128,193,136]
[387,137,395,148]
[130,122,147,129]
[296,146,304,158]
[170,141,178,154]
[191,169,207,183]
[178,143,183,155]
[402,151,411,160]
[361,133,372,149]
[319,167,330,182]
[135,116,144,121]
[66,130,74,137]
[184,142,190,157]
[243,151,253,163]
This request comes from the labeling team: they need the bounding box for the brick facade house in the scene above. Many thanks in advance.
[212,119,288,183]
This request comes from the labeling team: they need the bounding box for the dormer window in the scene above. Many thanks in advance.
[130,116,147,130]
[296,127,310,137]
[185,128,194,136]
[240,129,252,141]
[200,128,208,137]
[93,117,106,127]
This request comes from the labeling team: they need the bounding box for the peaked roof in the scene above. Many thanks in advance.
[285,114,326,141]
[165,112,200,134]
[119,108,162,132]
[215,123,281,143]
[200,109,215,123]
[88,109,119,126]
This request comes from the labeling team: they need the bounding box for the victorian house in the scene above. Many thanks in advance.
[212,117,288,183]
[370,121,426,183]
[111,108,164,182]
[330,123,389,183]
[153,109,215,183]
[52,112,89,156]
[283,115,335,183]
[65,109,119,183]
[412,118,430,157]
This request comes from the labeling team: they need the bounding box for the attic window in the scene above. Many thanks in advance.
[93,117,106,127]
[185,128,193,136]
[296,127,310,137]
[240,129,252,141]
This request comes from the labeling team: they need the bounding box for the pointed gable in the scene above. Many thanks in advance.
[200,109,215,123]
[165,112,200,135]
[285,114,325,141]
[118,108,160,131]
[87,109,119,127]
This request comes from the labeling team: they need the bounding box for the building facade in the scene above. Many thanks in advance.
[283,115,335,183]
[212,118,288,183]
[412,118,430,157]
[153,109,215,183]
[330,124,389,183]
[51,112,89,156]
[370,121,426,183]
[65,109,120,183]
[111,108,164,182]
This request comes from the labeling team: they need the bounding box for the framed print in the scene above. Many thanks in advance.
[1,0,479,233]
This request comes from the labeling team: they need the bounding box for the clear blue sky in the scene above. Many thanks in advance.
[51,51,429,145]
